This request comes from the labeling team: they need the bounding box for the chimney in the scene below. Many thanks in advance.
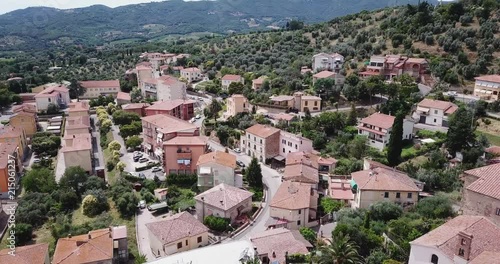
[68,234,72,238]
[73,134,75,138]
[88,233,91,239]
[457,231,473,260]
[220,200,224,205]
[272,251,276,258]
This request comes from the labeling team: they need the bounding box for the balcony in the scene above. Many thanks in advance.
[368,135,384,143]
[177,152,192,160]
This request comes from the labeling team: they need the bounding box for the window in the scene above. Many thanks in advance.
[298,209,301,214]
[434,118,437,123]
[197,236,202,243]
[282,139,286,144]
[295,144,298,149]
[260,139,262,144]
[396,193,401,199]
[459,248,465,256]
[177,242,182,249]
[431,254,439,264]
[305,101,308,106]
[185,240,188,246]
[384,192,389,198]
[248,134,250,139]
[297,220,301,226]
[288,142,292,147]
[496,208,500,216]
[314,101,318,106]
[434,110,438,114]
[283,148,285,153]
[407,193,413,199]
[461,238,467,245]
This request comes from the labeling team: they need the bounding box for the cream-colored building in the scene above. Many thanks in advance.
[61,133,93,174]
[351,166,420,209]
[64,116,91,136]
[226,94,249,118]
[268,181,318,230]
[473,75,500,100]
[269,92,322,112]
[221,74,244,90]
[80,80,120,99]
[180,67,202,83]
[196,151,238,191]
[145,212,209,257]
[9,111,37,138]
[194,183,253,224]
[34,85,71,111]
[0,126,28,160]
[252,77,266,90]
[240,124,280,162]
[68,101,90,117]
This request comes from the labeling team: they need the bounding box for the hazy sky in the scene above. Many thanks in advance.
[1,0,167,15]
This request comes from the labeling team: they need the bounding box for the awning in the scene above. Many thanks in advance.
[416,106,429,113]
[144,143,152,150]
[486,91,493,94]
[200,167,211,174]
[147,201,168,211]
[350,179,357,190]
[274,155,285,162]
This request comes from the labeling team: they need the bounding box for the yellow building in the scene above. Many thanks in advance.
[9,111,37,138]
[61,133,93,173]
[226,94,249,118]
[473,75,500,100]
[0,126,27,159]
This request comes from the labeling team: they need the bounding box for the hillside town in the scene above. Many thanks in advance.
[0,1,500,264]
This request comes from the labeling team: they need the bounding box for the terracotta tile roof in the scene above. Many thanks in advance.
[53,228,114,264]
[330,181,354,200]
[112,225,127,239]
[181,67,201,73]
[418,99,458,112]
[222,74,242,81]
[251,228,312,264]
[0,126,23,139]
[475,75,500,83]
[406,58,428,64]
[464,163,500,200]
[194,183,253,210]
[283,164,319,184]
[270,95,294,102]
[163,136,207,146]
[411,215,500,262]
[252,77,266,85]
[158,75,184,86]
[80,80,120,89]
[286,151,336,168]
[116,92,131,101]
[301,95,322,100]
[65,115,91,130]
[313,70,336,79]
[146,99,195,111]
[12,103,37,113]
[359,112,395,129]
[34,85,68,98]
[61,133,92,152]
[11,111,36,118]
[469,251,500,264]
[123,103,149,110]
[145,212,208,245]
[68,101,90,112]
[351,167,419,192]
[485,146,500,155]
[245,124,280,138]
[142,114,197,134]
[0,243,49,264]
[0,143,18,169]
[272,113,296,121]
[270,181,314,210]
[197,151,236,168]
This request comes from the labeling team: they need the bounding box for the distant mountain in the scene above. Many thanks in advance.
[0,0,434,51]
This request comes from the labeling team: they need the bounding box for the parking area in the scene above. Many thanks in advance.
[121,151,166,180]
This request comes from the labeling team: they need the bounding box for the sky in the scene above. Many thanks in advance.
[0,0,167,15]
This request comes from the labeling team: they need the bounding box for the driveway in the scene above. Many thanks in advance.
[414,123,449,133]
[136,208,161,261]
[207,140,282,241]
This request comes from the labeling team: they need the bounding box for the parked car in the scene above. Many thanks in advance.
[133,156,140,162]
[236,160,245,167]
[195,114,201,119]
[33,158,41,163]
[138,200,146,209]
[233,148,241,153]
[152,167,162,173]
[138,173,146,179]
[134,152,143,158]
[139,157,148,163]
[189,117,196,123]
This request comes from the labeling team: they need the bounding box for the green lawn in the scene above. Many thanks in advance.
[477,131,500,146]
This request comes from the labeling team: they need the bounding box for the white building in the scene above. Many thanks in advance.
[413,99,458,127]
[279,131,313,159]
[358,112,414,151]
[240,124,281,162]
[196,151,239,191]
[80,80,120,99]
[141,76,187,101]
[409,215,500,264]
[180,68,202,83]
[473,75,500,100]
[221,74,244,90]
[34,85,71,111]
[312,52,344,73]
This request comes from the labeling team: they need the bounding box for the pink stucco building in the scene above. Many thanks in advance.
[163,136,208,175]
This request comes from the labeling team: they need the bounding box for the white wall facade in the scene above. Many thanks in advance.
[63,150,93,173]
[312,53,344,72]
[157,81,187,101]
[197,162,235,190]
[279,131,313,158]
[269,207,310,229]
[148,229,209,258]
[36,96,57,111]
[195,197,252,223]
[408,244,454,264]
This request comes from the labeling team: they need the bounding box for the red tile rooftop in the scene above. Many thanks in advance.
[222,74,242,81]
[475,75,500,83]
[80,80,120,89]
[359,112,395,129]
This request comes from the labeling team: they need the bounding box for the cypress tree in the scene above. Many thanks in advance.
[387,111,404,166]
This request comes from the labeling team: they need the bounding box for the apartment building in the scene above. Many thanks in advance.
[180,67,202,83]
[196,151,238,191]
[145,99,195,121]
[358,112,414,150]
[34,85,71,111]
[279,131,313,159]
[9,111,37,138]
[221,74,244,90]
[0,143,22,199]
[80,80,120,99]
[252,76,267,90]
[142,75,187,101]
[251,228,312,264]
[64,116,91,136]
[270,92,322,112]
[0,126,27,160]
[312,52,344,73]
[225,94,249,118]
[359,55,428,81]
[61,133,93,174]
[473,75,500,100]
[122,103,149,117]
[163,136,208,174]
[240,124,280,163]
[67,101,90,118]
[413,98,458,127]
[116,91,131,105]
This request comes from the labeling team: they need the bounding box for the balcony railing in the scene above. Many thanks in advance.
[177,152,192,159]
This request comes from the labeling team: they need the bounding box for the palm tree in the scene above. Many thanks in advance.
[317,232,364,264]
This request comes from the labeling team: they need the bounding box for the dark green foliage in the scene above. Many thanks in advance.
[32,132,61,157]
[126,135,143,149]
[16,192,55,227]
[51,188,80,211]
[22,167,57,193]
[369,201,403,222]
[116,192,138,218]
[59,166,89,196]
[120,121,142,139]
[446,106,475,156]
[82,189,110,217]
[416,196,455,219]
[321,197,344,214]
[111,110,141,126]
[165,173,197,188]
[83,176,107,191]
[46,103,60,114]
[227,82,244,95]
[13,223,33,246]
[203,215,230,232]
[386,111,405,166]
[246,157,263,189]
[299,227,317,245]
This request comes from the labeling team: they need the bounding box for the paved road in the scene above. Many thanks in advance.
[136,208,161,261]
[207,140,282,241]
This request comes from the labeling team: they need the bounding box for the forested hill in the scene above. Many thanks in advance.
[0,0,432,51]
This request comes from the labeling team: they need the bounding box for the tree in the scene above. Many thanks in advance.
[216,125,231,146]
[204,215,230,232]
[82,189,109,217]
[126,135,143,149]
[314,78,334,94]
[59,166,89,196]
[116,161,126,172]
[13,223,33,246]
[318,232,363,264]
[108,140,122,152]
[130,87,142,103]
[116,192,138,218]
[316,112,346,137]
[246,157,263,189]
[82,194,99,217]
[347,103,357,126]
[207,99,222,119]
[446,106,475,156]
[56,189,80,211]
[369,201,403,222]
[299,227,317,245]
[227,82,244,95]
[112,110,141,126]
[416,196,454,219]
[69,79,84,99]
[32,132,61,156]
[120,121,142,138]
[83,176,107,191]
[387,111,404,166]
[16,192,55,227]
[46,103,60,114]
[321,197,344,214]
[22,167,57,193]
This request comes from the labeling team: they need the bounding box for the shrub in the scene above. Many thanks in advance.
[13,223,33,246]
[165,173,197,187]
[82,189,109,217]
[204,215,230,232]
